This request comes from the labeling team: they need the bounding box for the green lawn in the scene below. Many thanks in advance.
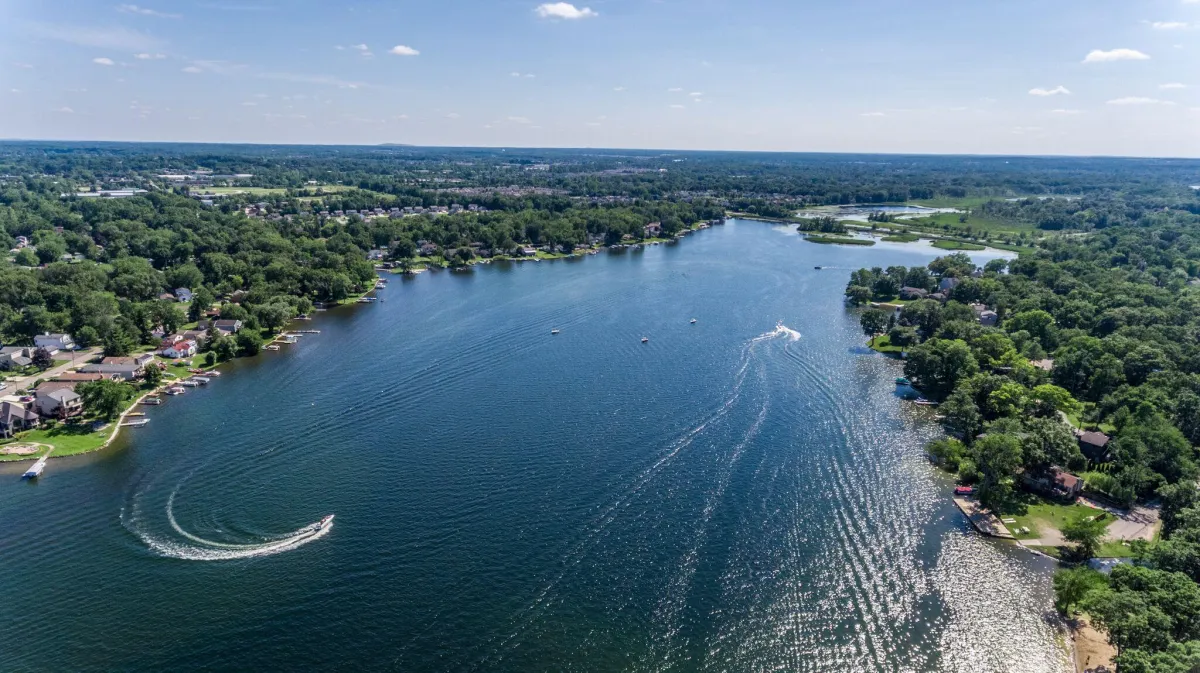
[931,239,987,251]
[881,233,921,243]
[906,212,1040,236]
[2,423,109,458]
[868,335,906,354]
[803,236,875,246]
[910,197,998,209]
[198,186,288,196]
[1001,494,1108,541]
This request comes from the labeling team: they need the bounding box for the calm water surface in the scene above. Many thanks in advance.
[0,221,1068,672]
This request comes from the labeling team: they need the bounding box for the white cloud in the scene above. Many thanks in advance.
[446,112,460,118]
[669,104,685,109]
[56,106,74,113]
[93,57,115,66]
[613,86,625,91]
[507,116,532,124]
[10,89,20,93]
[353,44,369,51]
[29,23,163,51]
[241,101,257,106]
[688,91,702,97]
[389,45,419,56]
[1150,21,1189,29]
[1083,48,1150,63]
[117,4,181,18]
[393,114,408,120]
[1029,85,1070,96]
[860,111,885,117]
[510,71,535,78]
[667,87,682,92]
[1050,109,1083,115]
[1160,82,1188,89]
[1107,96,1172,105]
[181,65,202,73]
[15,62,34,69]
[134,52,166,59]
[535,2,597,19]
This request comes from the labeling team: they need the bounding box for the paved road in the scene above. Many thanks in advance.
[1,347,103,394]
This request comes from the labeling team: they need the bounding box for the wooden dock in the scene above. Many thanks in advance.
[952,496,1014,539]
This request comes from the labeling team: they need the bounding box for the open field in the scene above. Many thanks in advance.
[931,239,987,251]
[802,236,875,246]
[904,212,1039,235]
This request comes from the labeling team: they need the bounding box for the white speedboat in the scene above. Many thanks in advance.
[309,514,335,533]
[551,329,560,335]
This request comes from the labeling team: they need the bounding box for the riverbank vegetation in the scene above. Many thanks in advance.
[847,216,1200,668]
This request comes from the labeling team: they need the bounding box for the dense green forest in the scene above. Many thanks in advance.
[847,221,1200,670]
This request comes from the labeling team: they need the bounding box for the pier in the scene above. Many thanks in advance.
[952,496,1014,539]
[22,449,51,479]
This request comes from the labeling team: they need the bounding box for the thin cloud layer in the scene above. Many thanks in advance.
[536,3,597,19]
[389,45,419,56]
[1083,48,1150,63]
[1029,86,1070,96]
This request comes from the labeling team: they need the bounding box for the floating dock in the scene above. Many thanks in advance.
[22,451,50,479]
[952,496,1014,539]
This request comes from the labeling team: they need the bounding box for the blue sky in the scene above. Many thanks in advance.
[1,0,1198,156]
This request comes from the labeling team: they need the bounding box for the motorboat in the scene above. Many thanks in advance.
[141,397,163,405]
[309,514,335,533]
[641,337,649,343]
[551,329,560,335]
[690,318,697,324]
[121,418,150,428]
[165,386,186,395]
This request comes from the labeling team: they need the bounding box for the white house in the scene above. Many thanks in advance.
[34,333,74,353]
[160,337,197,359]
[174,288,194,303]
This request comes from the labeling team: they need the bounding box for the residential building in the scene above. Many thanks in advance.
[79,363,142,381]
[34,333,75,352]
[938,277,962,293]
[0,347,33,369]
[899,287,929,300]
[1077,430,1112,462]
[160,337,198,359]
[197,319,243,335]
[644,222,663,237]
[35,384,83,419]
[1031,359,1054,372]
[175,288,194,303]
[54,372,114,383]
[0,401,40,437]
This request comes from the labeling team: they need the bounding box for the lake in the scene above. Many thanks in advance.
[0,221,1069,672]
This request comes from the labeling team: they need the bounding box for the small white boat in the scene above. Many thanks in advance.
[690,318,697,324]
[641,337,649,343]
[265,345,280,351]
[308,514,335,533]
[121,418,150,428]
[205,370,221,377]
[165,386,186,395]
[181,380,200,388]
[22,453,49,479]
[141,397,163,405]
[191,377,210,385]
[551,329,560,335]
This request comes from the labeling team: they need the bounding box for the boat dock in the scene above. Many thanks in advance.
[22,450,51,479]
[953,496,1014,539]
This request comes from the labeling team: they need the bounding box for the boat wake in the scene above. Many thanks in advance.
[128,488,331,561]
[758,321,801,342]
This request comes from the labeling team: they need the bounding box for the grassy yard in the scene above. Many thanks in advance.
[931,239,987,251]
[868,335,906,354]
[910,196,997,209]
[2,423,109,458]
[1001,493,1108,541]
[905,212,1040,236]
[803,236,875,246]
[881,233,921,243]
[197,186,288,196]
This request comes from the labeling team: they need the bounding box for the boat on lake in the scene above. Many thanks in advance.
[121,418,150,428]
[192,376,210,384]
[181,380,200,388]
[265,344,280,351]
[895,377,911,386]
[690,318,697,324]
[308,514,335,534]
[141,397,163,405]
[913,398,938,407]
[165,386,185,395]
[551,329,560,335]
[815,266,823,270]
[641,337,649,343]
[22,453,49,479]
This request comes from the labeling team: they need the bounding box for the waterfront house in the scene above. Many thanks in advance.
[644,222,663,238]
[54,372,114,383]
[103,353,155,371]
[197,319,243,335]
[1021,466,1085,501]
[520,246,537,256]
[899,287,929,300]
[35,333,75,352]
[1077,430,1112,462]
[35,384,82,419]
[79,363,142,381]
[0,401,40,437]
[159,337,198,359]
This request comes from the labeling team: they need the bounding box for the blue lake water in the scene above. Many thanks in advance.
[0,220,1067,672]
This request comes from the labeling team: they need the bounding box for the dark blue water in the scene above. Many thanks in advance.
[0,221,1067,672]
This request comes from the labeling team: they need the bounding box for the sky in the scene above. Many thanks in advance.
[1,0,1199,157]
